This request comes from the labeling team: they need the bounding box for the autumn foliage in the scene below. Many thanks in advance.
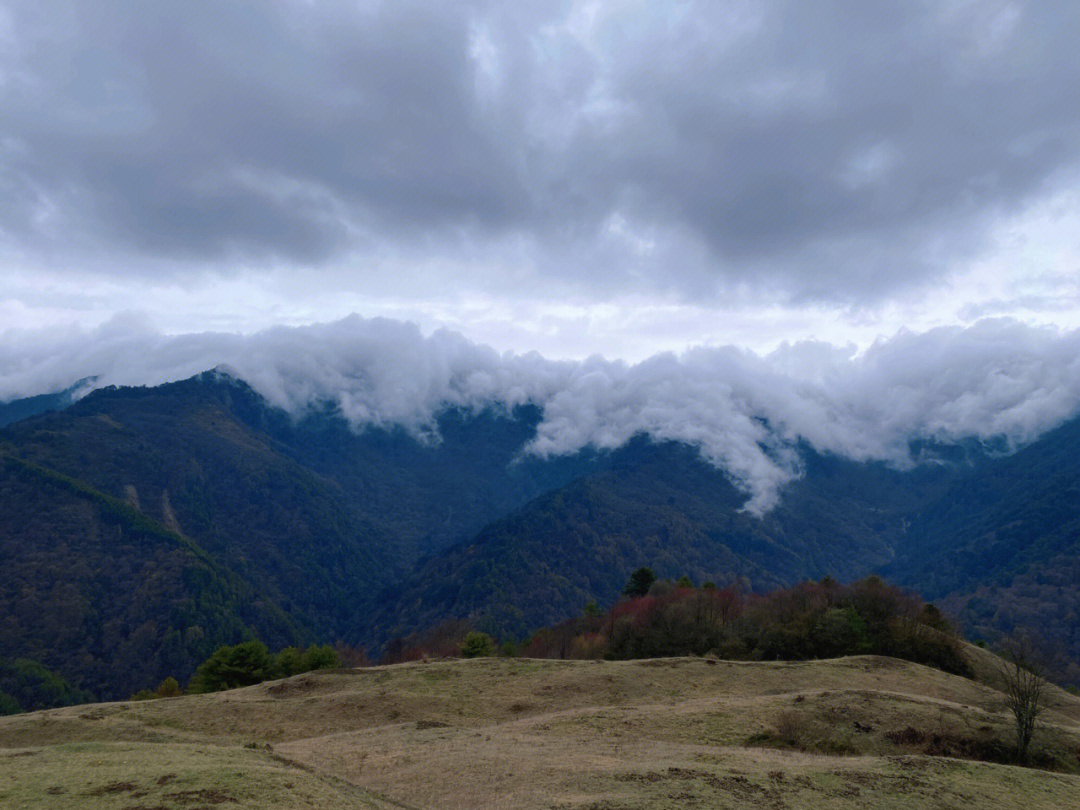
[516,576,969,675]
[381,575,969,677]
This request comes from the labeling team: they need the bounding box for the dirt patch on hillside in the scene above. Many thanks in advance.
[165,788,239,805]
[89,781,139,795]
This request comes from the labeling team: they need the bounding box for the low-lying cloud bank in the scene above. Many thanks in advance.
[3,315,1080,512]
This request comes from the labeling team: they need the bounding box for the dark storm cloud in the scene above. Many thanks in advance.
[1,0,525,262]
[2,1,1079,299]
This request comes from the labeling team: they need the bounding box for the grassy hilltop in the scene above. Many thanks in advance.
[2,650,1080,809]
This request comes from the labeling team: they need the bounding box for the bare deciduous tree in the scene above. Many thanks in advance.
[998,636,1048,764]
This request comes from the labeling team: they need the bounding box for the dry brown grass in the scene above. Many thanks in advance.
[0,741,395,809]
[2,653,1079,809]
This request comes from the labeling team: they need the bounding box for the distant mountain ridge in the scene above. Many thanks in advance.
[1,370,1079,697]
[0,377,96,427]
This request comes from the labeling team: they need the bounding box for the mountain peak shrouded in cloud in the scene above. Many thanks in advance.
[2,0,1080,348]
[4,315,1080,513]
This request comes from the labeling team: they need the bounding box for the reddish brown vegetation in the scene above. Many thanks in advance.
[381,576,970,677]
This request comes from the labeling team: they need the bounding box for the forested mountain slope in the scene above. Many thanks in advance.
[3,375,400,640]
[0,379,91,428]
[270,401,604,557]
[366,438,959,647]
[0,373,599,697]
[888,415,1080,682]
[0,454,301,698]
[3,371,1080,696]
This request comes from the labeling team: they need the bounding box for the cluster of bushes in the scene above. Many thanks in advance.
[188,640,340,693]
[520,572,969,675]
[132,641,341,698]
[382,619,475,664]
[381,621,511,664]
[0,656,91,715]
[382,571,970,678]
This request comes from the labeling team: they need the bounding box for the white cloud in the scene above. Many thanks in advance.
[3,314,1080,514]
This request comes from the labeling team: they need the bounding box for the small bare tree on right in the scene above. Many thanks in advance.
[998,636,1048,764]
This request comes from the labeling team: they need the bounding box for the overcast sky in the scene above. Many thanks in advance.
[3,0,1080,358]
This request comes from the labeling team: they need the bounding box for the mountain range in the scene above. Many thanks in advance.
[2,370,1079,698]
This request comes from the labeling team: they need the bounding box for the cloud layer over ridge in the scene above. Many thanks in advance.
[4,315,1080,512]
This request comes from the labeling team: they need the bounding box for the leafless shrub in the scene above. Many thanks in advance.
[774,709,806,748]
